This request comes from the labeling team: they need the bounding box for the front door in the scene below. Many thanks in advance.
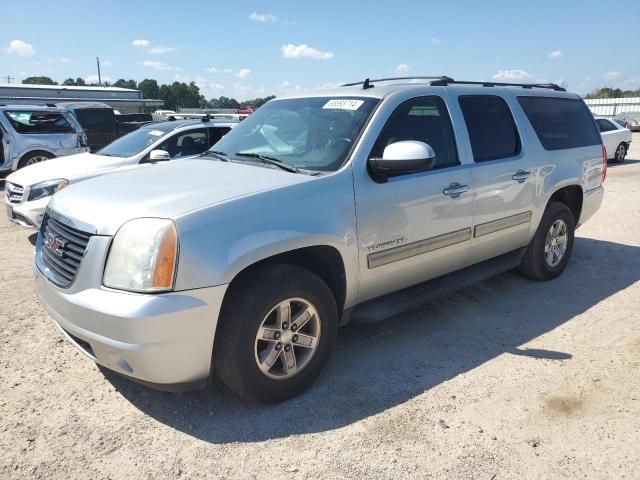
[354,95,474,302]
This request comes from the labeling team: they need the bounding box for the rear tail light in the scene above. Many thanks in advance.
[602,145,607,183]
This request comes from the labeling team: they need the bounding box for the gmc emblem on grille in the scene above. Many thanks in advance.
[43,232,67,257]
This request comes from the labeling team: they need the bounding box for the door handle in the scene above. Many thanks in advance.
[512,169,532,183]
[443,182,469,198]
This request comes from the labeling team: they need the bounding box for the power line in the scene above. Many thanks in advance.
[4,75,15,84]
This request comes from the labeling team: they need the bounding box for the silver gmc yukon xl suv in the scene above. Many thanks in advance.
[33,77,606,403]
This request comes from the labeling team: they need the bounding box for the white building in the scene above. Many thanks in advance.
[584,97,640,117]
[0,83,163,113]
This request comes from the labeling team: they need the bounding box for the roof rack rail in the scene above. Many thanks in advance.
[342,76,454,89]
[428,78,566,91]
[342,76,565,92]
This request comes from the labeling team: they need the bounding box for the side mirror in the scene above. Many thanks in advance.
[149,149,170,162]
[368,140,436,182]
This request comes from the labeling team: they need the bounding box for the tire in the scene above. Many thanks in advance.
[613,143,627,163]
[214,264,338,403]
[18,151,55,169]
[518,201,575,281]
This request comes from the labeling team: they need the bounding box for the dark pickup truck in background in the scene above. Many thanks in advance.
[56,102,152,151]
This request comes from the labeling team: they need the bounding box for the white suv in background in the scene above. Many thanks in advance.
[595,117,632,163]
[5,119,236,228]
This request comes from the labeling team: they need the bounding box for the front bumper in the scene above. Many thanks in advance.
[34,264,228,388]
[5,196,48,228]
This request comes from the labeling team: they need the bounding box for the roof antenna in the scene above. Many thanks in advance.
[362,78,374,90]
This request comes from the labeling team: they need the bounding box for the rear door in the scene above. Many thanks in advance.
[457,94,535,262]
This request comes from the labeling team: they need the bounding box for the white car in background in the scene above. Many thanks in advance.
[5,119,236,228]
[595,117,632,163]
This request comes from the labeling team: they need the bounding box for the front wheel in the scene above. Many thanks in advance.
[518,201,575,281]
[214,264,338,403]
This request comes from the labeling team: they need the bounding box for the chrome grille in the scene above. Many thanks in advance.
[6,182,24,204]
[38,213,93,288]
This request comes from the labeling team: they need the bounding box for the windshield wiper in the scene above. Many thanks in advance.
[200,150,229,162]
[235,152,302,174]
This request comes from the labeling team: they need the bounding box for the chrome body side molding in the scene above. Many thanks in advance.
[368,228,472,269]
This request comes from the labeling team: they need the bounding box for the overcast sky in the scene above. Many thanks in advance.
[1,0,639,100]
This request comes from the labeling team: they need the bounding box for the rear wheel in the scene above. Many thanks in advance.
[518,201,575,281]
[613,143,627,163]
[18,151,54,169]
[214,264,338,403]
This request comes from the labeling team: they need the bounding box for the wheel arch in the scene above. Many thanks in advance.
[546,184,583,225]
[16,149,56,169]
[221,244,348,320]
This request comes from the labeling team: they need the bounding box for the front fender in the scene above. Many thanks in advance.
[172,169,360,307]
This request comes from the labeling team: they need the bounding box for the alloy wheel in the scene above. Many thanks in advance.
[254,297,321,380]
[544,219,568,267]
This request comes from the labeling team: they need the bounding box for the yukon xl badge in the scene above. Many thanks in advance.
[367,237,406,252]
[43,232,67,258]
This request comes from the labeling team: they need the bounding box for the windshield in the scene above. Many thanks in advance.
[212,97,379,172]
[625,112,640,120]
[98,124,175,157]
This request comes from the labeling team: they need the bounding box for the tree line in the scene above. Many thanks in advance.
[585,87,640,99]
[21,76,275,110]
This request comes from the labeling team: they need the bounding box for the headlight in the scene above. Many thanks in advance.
[27,179,69,201]
[103,218,178,293]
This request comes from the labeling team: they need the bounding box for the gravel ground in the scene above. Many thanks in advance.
[1,135,639,479]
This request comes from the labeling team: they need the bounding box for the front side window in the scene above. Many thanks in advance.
[517,96,601,150]
[157,129,208,158]
[212,97,379,172]
[369,96,459,169]
[5,111,75,134]
[458,95,521,162]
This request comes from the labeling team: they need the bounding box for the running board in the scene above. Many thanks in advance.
[349,248,526,323]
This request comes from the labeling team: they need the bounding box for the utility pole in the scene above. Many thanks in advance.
[4,75,15,84]
[96,57,102,86]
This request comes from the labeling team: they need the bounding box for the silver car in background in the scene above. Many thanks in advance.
[0,105,88,172]
[33,78,606,403]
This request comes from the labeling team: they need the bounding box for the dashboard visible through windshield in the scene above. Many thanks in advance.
[211,97,379,172]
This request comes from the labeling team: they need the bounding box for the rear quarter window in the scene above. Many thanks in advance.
[4,111,75,134]
[517,96,601,150]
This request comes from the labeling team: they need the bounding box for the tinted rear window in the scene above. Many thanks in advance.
[73,108,115,131]
[458,95,520,162]
[4,111,75,134]
[517,96,601,150]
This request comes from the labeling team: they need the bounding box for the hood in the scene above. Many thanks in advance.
[48,159,313,235]
[7,153,125,187]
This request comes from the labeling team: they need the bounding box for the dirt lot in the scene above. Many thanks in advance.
[1,135,639,480]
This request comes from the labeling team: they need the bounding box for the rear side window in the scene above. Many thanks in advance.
[596,119,617,132]
[458,95,520,162]
[517,96,601,150]
[73,108,115,131]
[208,126,231,147]
[370,96,459,169]
[5,111,75,134]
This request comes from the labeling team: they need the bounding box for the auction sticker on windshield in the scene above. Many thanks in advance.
[148,130,165,136]
[323,99,364,110]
